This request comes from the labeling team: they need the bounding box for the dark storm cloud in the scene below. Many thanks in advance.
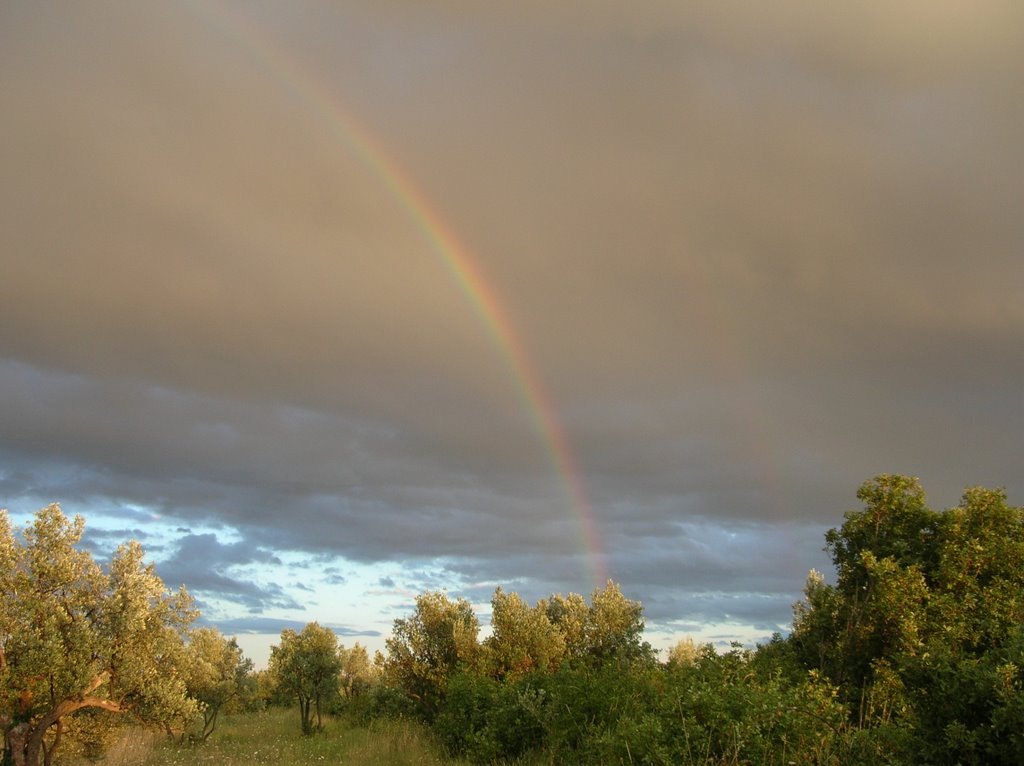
[1,0,1022,639]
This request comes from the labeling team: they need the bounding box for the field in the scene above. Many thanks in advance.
[69,708,474,766]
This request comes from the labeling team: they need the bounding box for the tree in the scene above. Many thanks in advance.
[790,476,1024,763]
[183,628,253,742]
[902,486,1024,764]
[382,592,479,718]
[269,622,342,734]
[1,504,197,766]
[666,636,702,667]
[927,486,1024,653]
[544,581,651,668]
[338,642,376,699]
[791,476,939,697]
[482,588,565,679]
[824,474,941,592]
[542,591,590,662]
[587,580,651,664]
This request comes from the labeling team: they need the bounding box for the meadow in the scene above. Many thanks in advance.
[70,708,472,766]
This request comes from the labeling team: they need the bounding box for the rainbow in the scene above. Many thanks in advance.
[193,1,607,589]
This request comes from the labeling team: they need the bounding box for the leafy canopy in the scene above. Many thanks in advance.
[1,504,197,766]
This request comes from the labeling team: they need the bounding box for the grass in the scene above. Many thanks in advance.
[63,708,470,766]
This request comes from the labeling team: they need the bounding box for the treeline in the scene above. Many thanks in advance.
[262,475,1024,765]
[3,475,1024,765]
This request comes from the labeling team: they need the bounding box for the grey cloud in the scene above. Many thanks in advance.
[1,1,1021,643]
[644,589,802,631]
[80,527,160,559]
[156,533,299,612]
[321,567,348,586]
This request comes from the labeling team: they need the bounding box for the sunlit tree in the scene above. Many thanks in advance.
[1,505,197,766]
[587,580,651,664]
[791,476,1024,763]
[183,628,253,742]
[666,636,702,667]
[544,581,650,667]
[543,591,590,662]
[269,622,342,734]
[482,588,565,679]
[383,592,479,718]
[338,642,376,699]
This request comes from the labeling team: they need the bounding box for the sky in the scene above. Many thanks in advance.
[2,0,1022,667]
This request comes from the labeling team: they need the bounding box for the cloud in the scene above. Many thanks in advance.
[205,615,381,638]
[0,0,1021,647]
[156,533,298,612]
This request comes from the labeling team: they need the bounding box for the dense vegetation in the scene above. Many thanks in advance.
[3,475,1023,765]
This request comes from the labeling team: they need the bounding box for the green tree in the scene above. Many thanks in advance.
[587,580,651,664]
[791,476,939,699]
[902,486,1024,764]
[544,581,651,668]
[338,642,376,699]
[183,628,253,742]
[1,504,197,766]
[927,486,1024,653]
[825,474,941,585]
[269,622,342,734]
[542,591,590,662]
[382,592,479,718]
[791,476,1024,764]
[482,588,565,679]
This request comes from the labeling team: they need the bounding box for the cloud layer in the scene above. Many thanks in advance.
[2,0,1021,648]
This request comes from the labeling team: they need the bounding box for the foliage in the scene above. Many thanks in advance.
[382,592,479,720]
[433,646,863,765]
[338,642,377,700]
[269,623,342,735]
[666,636,701,668]
[584,580,652,665]
[9,476,1024,765]
[340,681,419,726]
[0,505,197,766]
[182,628,254,742]
[543,581,652,668]
[791,475,1024,764]
[434,670,549,762]
[480,588,565,680]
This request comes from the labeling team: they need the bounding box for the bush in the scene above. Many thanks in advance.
[339,682,419,726]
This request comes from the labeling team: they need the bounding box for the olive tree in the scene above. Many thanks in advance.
[1,505,197,766]
[183,628,253,742]
[382,592,479,718]
[269,622,342,734]
[338,642,376,699]
[544,581,651,667]
[482,588,565,679]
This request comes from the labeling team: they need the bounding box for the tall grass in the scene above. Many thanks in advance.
[62,708,468,766]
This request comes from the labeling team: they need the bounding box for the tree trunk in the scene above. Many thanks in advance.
[41,719,61,766]
[20,681,122,766]
[298,695,312,735]
[8,722,28,766]
[200,708,218,743]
